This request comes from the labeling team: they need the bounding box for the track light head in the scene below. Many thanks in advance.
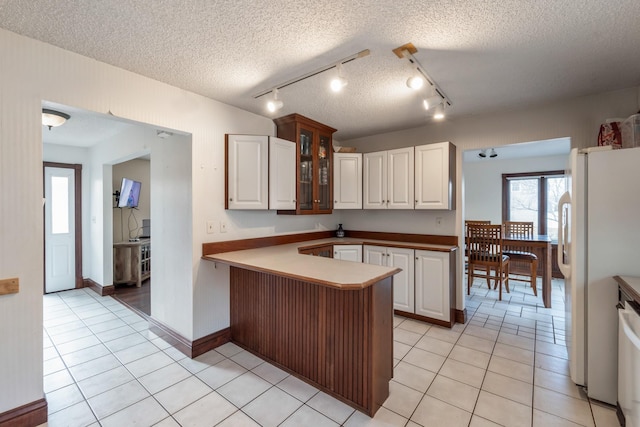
[330,63,348,92]
[266,89,284,113]
[423,95,443,111]
[489,148,498,158]
[406,76,424,90]
[478,149,487,158]
[433,104,445,120]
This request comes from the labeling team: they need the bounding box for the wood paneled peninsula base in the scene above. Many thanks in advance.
[205,239,400,417]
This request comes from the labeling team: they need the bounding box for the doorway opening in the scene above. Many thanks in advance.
[43,162,82,293]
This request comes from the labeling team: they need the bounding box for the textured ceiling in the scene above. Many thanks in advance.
[3,1,640,140]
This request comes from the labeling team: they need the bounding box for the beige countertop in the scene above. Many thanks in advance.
[203,237,457,290]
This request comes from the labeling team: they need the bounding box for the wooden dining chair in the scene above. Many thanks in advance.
[503,221,538,296]
[466,223,510,300]
[464,220,491,272]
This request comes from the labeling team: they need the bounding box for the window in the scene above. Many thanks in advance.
[502,170,567,241]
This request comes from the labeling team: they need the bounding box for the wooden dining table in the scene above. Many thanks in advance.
[503,234,553,308]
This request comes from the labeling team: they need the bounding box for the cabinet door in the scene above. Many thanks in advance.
[299,128,315,212]
[316,132,333,212]
[334,153,362,209]
[387,247,415,312]
[334,245,362,262]
[415,142,455,210]
[388,147,415,209]
[269,137,296,210]
[414,249,450,322]
[363,245,387,266]
[363,151,387,209]
[226,134,268,210]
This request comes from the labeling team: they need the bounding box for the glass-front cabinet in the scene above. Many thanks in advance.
[274,114,336,215]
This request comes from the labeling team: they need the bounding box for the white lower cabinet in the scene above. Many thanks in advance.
[333,244,362,262]
[415,249,450,322]
[364,245,414,312]
[364,245,452,324]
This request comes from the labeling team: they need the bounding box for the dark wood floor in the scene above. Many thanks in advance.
[112,278,150,317]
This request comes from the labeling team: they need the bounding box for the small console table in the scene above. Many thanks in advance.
[113,238,150,287]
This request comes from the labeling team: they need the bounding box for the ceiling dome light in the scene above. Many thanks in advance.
[406,76,424,90]
[433,104,445,120]
[266,88,283,113]
[330,63,348,92]
[42,108,70,130]
[423,95,443,111]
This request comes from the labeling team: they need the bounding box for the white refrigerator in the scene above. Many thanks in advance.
[558,146,640,405]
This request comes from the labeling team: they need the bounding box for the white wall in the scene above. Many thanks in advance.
[0,28,341,413]
[343,86,640,313]
[464,154,568,223]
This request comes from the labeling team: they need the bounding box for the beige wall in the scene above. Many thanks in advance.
[0,27,326,413]
[113,159,150,242]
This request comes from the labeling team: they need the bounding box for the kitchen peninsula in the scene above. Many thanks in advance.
[203,231,458,416]
[204,236,399,416]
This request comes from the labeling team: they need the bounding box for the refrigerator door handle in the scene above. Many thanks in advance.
[557,191,571,278]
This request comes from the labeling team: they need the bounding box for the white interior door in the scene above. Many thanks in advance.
[45,166,76,293]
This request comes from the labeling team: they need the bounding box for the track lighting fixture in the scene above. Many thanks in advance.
[266,88,284,113]
[478,149,487,158]
[330,63,348,92]
[42,108,70,130]
[489,148,498,158]
[394,42,451,120]
[254,49,370,104]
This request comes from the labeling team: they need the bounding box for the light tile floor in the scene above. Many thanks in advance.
[40,276,619,426]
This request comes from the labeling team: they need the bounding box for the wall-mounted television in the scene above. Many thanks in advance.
[118,178,141,208]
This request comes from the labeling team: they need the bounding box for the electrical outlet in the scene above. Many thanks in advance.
[206,221,215,234]
[220,221,228,233]
[436,217,442,228]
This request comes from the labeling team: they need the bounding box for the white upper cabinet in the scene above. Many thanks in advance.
[388,147,414,209]
[415,141,456,210]
[226,134,268,210]
[363,151,387,209]
[269,137,297,210]
[414,249,451,322]
[364,147,414,209]
[334,152,362,209]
